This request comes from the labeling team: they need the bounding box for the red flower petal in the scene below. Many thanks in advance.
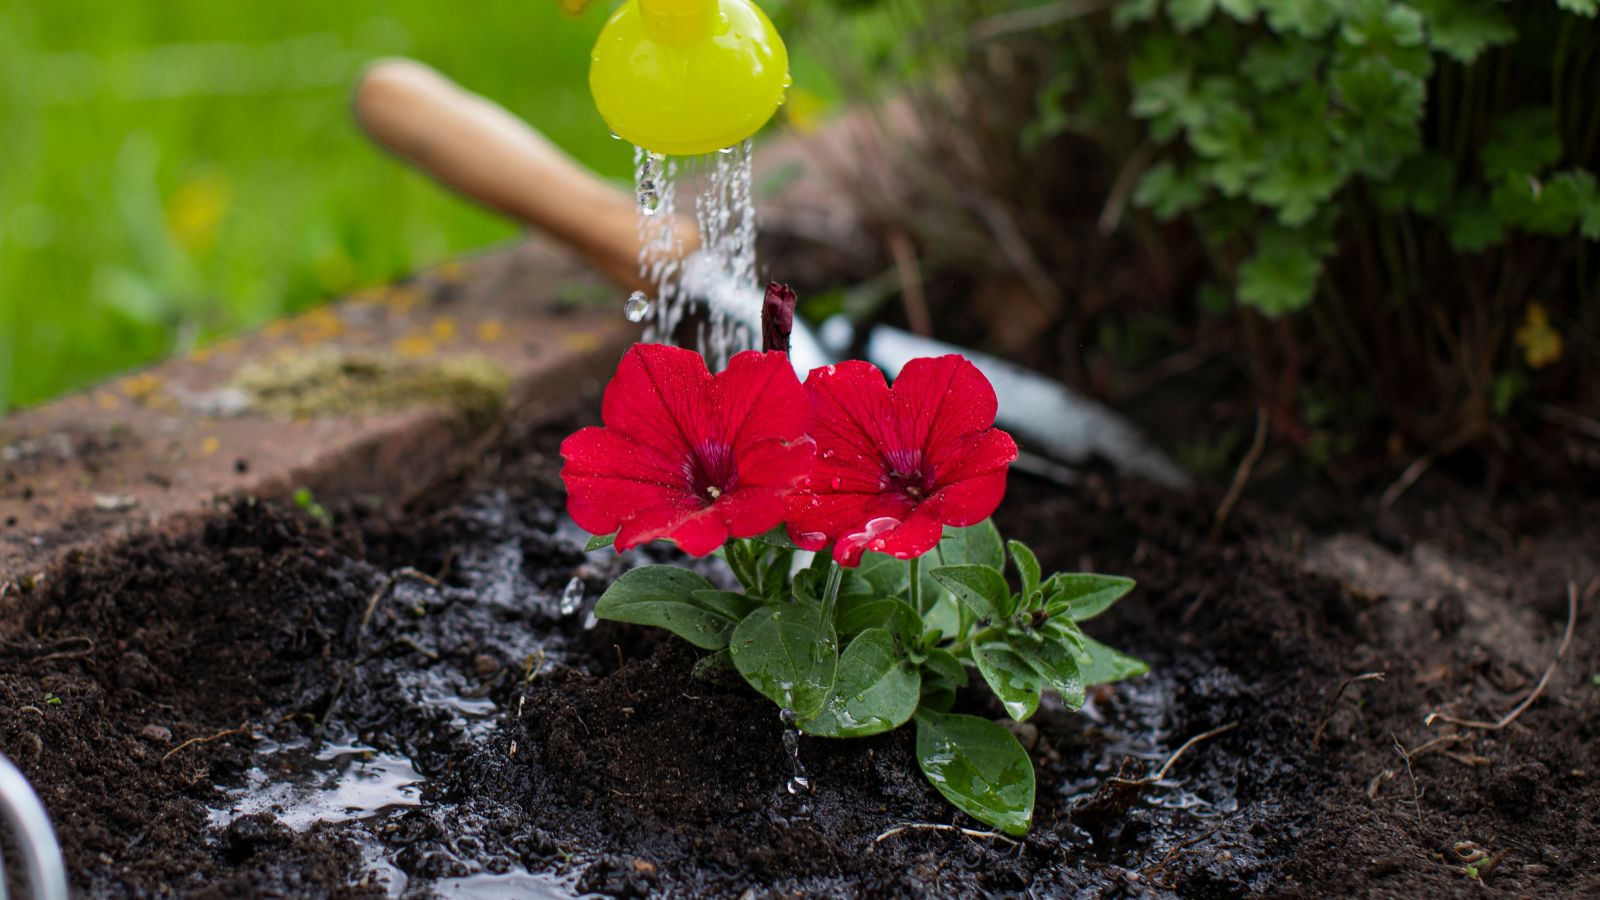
[787,355,1016,565]
[562,344,811,557]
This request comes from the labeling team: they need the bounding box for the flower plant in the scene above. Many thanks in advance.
[561,285,1147,835]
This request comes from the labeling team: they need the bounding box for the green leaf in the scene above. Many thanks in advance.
[1264,0,1341,37]
[593,567,730,650]
[922,647,969,690]
[1237,226,1322,315]
[918,646,967,713]
[1167,0,1218,30]
[931,565,1013,622]
[1241,38,1325,92]
[691,590,759,622]
[1374,151,1456,215]
[1491,171,1581,235]
[1043,574,1137,621]
[1480,107,1563,180]
[973,639,1044,721]
[855,550,911,597]
[1445,187,1507,251]
[1413,0,1514,62]
[1112,0,1162,28]
[1007,541,1041,606]
[691,648,737,681]
[583,532,617,552]
[914,710,1036,836]
[1075,635,1152,685]
[1557,0,1598,16]
[801,629,920,738]
[1248,140,1345,226]
[730,602,838,718]
[939,520,1006,570]
[753,526,796,549]
[1134,161,1207,220]
[1330,55,1426,179]
[1341,0,1426,49]
[836,596,922,644]
[1018,629,1087,710]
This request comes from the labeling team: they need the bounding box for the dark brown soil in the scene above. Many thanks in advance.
[1,413,1596,897]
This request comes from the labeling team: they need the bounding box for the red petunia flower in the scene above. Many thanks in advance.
[562,344,813,557]
[786,355,1018,567]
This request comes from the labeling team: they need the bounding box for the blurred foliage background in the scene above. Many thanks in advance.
[0,0,869,414]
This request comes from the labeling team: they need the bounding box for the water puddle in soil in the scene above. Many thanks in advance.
[207,738,424,832]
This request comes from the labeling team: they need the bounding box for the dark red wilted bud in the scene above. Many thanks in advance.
[762,282,796,354]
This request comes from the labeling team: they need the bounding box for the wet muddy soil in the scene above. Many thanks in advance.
[1,414,1596,897]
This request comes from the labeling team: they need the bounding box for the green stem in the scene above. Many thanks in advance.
[820,561,844,627]
[908,556,923,616]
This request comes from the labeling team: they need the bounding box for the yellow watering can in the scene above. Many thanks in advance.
[589,0,790,156]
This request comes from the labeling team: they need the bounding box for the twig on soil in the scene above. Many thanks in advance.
[162,721,257,762]
[360,567,441,644]
[319,566,443,733]
[1312,671,1386,749]
[1425,580,1579,731]
[1379,452,1436,512]
[1109,722,1240,787]
[1535,402,1600,444]
[1212,409,1269,536]
[874,822,1017,846]
[1392,734,1425,825]
[1,635,95,662]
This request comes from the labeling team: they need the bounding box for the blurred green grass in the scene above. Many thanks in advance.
[0,2,641,413]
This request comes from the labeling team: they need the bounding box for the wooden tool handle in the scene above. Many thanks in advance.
[354,58,696,290]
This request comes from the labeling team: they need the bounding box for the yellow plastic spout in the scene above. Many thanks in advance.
[590,0,790,157]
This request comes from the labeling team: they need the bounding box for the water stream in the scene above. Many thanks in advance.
[632,141,760,369]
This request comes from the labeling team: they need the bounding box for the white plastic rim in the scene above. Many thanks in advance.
[0,753,68,900]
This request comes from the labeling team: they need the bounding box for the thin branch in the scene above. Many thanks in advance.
[972,0,1111,40]
[1213,409,1269,535]
[874,822,1017,845]
[162,722,256,762]
[1098,141,1155,235]
[1312,671,1387,749]
[1426,580,1581,731]
[1392,734,1425,825]
[887,230,933,338]
[1109,722,1240,786]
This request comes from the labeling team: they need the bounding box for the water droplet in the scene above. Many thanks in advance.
[829,477,843,489]
[820,449,835,459]
[800,531,827,544]
[624,291,652,323]
[639,189,662,216]
[825,364,837,376]
[610,131,623,141]
[779,709,812,795]
[559,576,584,616]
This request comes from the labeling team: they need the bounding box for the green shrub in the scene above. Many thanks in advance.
[803,0,1600,454]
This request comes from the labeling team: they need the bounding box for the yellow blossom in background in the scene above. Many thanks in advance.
[1514,302,1563,369]
[476,320,506,344]
[395,332,436,358]
[431,315,458,342]
[783,87,830,135]
[164,173,233,254]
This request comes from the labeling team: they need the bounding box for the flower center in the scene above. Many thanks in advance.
[884,449,931,502]
[687,441,737,505]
